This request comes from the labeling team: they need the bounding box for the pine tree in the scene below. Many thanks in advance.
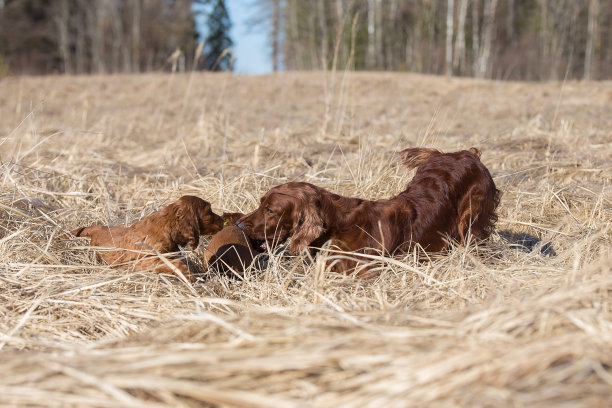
[203,0,233,71]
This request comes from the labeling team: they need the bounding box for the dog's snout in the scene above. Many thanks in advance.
[236,220,245,229]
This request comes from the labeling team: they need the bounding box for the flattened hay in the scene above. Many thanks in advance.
[1,72,610,407]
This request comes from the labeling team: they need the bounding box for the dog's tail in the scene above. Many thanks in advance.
[399,147,441,169]
[399,147,481,169]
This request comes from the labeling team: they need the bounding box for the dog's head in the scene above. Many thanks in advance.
[167,195,224,249]
[236,182,325,252]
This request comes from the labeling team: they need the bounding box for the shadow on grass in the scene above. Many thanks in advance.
[498,230,556,256]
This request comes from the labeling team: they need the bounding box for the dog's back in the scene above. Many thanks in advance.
[70,225,128,248]
[399,147,500,246]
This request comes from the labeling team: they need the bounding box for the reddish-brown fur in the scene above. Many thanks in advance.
[237,148,500,274]
[69,195,224,282]
[203,224,256,275]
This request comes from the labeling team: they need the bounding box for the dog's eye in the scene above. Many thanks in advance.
[265,207,274,215]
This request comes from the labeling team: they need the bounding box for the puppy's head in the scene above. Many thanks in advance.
[168,195,224,249]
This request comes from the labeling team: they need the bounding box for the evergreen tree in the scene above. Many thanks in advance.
[203,0,233,71]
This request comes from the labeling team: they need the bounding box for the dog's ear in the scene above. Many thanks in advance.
[169,200,200,249]
[290,196,324,252]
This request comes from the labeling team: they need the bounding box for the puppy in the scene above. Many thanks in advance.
[69,195,224,282]
[202,213,259,275]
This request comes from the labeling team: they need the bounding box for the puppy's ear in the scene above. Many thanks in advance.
[290,197,324,252]
[170,201,200,249]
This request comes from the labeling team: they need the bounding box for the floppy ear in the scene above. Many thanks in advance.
[169,201,200,249]
[289,197,324,252]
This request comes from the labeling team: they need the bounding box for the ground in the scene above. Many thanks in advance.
[0,72,610,407]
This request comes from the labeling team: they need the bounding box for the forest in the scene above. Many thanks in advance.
[273,0,611,80]
[0,0,610,80]
[0,0,231,74]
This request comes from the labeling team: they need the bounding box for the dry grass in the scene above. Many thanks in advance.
[0,72,610,407]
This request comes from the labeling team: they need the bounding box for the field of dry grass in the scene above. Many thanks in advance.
[0,71,610,407]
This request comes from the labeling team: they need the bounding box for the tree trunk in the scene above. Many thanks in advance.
[506,0,514,40]
[286,0,302,70]
[55,0,72,74]
[475,0,498,78]
[584,0,599,80]
[367,0,375,69]
[407,0,422,72]
[445,0,454,75]
[331,0,343,72]
[317,0,328,69]
[308,3,317,69]
[75,7,85,74]
[471,0,480,76]
[538,0,549,79]
[334,0,345,67]
[111,2,122,73]
[87,4,104,74]
[375,0,382,69]
[272,0,280,71]
[132,0,141,72]
[453,0,468,74]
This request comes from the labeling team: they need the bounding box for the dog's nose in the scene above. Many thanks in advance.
[236,220,245,229]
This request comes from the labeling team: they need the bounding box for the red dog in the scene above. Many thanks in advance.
[70,195,224,282]
[236,148,500,274]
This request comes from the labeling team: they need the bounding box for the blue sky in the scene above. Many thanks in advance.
[195,0,272,74]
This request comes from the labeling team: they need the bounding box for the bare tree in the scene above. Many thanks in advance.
[272,0,280,71]
[86,3,104,74]
[74,2,86,74]
[317,0,327,68]
[471,0,480,75]
[54,0,72,74]
[132,0,141,72]
[367,0,375,69]
[584,0,599,80]
[475,0,498,78]
[453,0,469,74]
[445,0,454,75]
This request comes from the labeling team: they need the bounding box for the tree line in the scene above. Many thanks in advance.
[0,0,233,75]
[264,0,610,80]
[1,0,610,80]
